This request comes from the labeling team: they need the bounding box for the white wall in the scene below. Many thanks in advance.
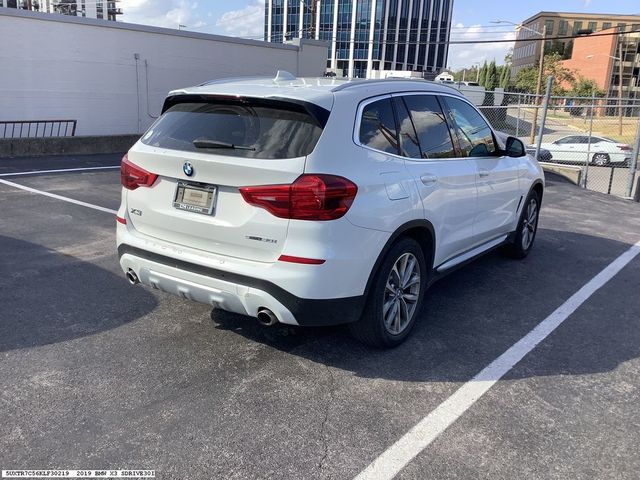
[0,10,328,136]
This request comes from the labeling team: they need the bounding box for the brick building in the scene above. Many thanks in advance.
[560,28,640,100]
[511,11,640,78]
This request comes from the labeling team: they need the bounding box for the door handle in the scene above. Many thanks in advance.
[420,174,438,185]
[478,170,490,178]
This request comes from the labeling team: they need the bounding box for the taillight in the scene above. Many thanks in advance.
[617,144,632,151]
[239,174,357,221]
[121,154,158,190]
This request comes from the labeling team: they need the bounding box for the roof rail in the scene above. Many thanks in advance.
[331,77,458,93]
[198,75,268,86]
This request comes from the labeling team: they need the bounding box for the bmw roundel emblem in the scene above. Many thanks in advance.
[183,162,194,177]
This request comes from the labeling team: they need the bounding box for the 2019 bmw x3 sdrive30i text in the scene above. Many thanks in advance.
[117,74,544,347]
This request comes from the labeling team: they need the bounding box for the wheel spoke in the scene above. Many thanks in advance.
[402,257,416,286]
[404,274,420,289]
[398,298,409,330]
[392,301,400,333]
[383,297,395,317]
[402,292,418,303]
[385,300,399,327]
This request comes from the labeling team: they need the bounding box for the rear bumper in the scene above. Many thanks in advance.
[118,244,365,326]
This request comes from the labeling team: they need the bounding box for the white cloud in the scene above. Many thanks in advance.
[215,0,265,39]
[119,0,203,29]
[447,22,515,70]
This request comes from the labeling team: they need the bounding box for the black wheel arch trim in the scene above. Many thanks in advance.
[362,219,436,299]
[118,244,364,326]
[529,179,544,202]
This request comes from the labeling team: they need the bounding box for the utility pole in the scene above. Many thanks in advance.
[530,24,547,145]
[617,39,624,136]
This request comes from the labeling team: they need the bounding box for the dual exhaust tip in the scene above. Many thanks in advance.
[257,308,279,326]
[126,269,139,285]
[125,270,279,327]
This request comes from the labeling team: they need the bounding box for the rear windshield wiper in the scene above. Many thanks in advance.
[193,139,255,151]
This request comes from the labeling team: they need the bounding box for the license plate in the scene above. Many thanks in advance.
[173,181,217,215]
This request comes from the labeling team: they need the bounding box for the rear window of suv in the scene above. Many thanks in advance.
[141,100,324,159]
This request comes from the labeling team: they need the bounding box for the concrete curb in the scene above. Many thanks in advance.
[0,135,140,158]
[541,163,583,186]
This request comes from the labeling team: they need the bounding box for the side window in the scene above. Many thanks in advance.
[392,97,422,159]
[443,97,497,157]
[359,98,399,154]
[402,95,456,159]
[556,136,576,145]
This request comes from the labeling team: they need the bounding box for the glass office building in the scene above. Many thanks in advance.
[264,0,454,78]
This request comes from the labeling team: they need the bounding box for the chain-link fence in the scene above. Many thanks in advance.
[458,86,640,200]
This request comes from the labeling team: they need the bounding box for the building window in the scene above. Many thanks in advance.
[587,21,596,32]
[572,21,583,35]
[602,22,612,30]
[558,20,568,36]
[544,20,554,35]
[632,24,640,32]
[618,23,626,32]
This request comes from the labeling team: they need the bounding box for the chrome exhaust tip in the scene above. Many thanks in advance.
[126,269,139,285]
[257,308,278,326]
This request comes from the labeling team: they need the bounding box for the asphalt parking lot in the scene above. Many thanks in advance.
[1,154,639,479]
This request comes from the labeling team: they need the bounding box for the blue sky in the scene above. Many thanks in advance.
[119,0,640,68]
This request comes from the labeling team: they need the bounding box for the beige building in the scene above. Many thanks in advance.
[511,11,640,78]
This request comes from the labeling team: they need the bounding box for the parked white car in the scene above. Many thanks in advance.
[539,135,633,166]
[117,74,544,347]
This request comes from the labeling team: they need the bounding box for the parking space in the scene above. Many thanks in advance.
[1,157,639,479]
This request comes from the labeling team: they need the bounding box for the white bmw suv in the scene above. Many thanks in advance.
[117,74,544,347]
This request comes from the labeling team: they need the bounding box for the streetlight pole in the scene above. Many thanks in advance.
[492,20,546,144]
[530,24,547,144]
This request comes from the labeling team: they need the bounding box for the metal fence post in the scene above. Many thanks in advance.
[583,91,595,188]
[626,117,640,198]
[515,94,521,137]
[534,76,554,163]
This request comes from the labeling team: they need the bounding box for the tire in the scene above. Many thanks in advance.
[592,153,610,166]
[502,190,540,259]
[348,237,428,348]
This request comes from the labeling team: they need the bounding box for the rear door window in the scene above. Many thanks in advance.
[141,100,324,159]
[402,95,456,159]
[392,97,422,159]
[359,98,399,155]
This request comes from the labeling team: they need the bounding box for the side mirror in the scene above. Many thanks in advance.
[505,137,525,157]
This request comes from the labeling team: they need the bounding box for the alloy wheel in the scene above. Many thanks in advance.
[382,253,421,335]
[593,154,608,166]
[521,198,538,250]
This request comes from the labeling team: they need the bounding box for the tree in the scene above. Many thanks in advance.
[512,53,576,95]
[484,60,498,90]
[570,77,606,97]
[478,61,488,88]
[504,48,513,65]
[499,64,511,89]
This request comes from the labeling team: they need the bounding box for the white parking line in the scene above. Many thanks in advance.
[0,178,117,215]
[0,165,119,177]
[355,239,640,480]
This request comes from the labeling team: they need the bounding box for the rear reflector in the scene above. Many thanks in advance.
[240,174,357,221]
[121,154,158,190]
[278,255,326,265]
[116,216,127,225]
